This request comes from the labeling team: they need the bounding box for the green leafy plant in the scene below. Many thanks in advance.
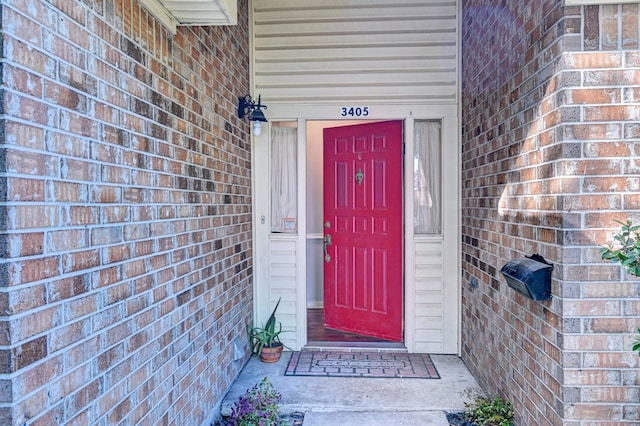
[227,377,284,426]
[247,298,289,355]
[464,395,514,426]
[600,221,640,358]
[600,220,640,277]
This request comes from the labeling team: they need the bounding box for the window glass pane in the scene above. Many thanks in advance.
[414,120,442,234]
[271,124,298,233]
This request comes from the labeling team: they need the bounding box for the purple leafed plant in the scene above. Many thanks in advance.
[227,377,283,426]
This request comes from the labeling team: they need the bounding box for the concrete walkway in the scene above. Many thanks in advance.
[221,352,483,425]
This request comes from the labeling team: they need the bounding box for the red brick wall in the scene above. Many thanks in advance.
[0,1,253,425]
[560,4,640,424]
[461,2,639,425]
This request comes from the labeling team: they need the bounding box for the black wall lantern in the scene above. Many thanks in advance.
[237,94,268,136]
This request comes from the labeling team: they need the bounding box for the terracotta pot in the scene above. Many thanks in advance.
[259,342,283,363]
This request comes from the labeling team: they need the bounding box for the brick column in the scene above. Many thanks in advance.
[461,2,639,424]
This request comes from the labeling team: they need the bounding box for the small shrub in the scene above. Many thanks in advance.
[600,220,640,358]
[227,377,284,426]
[600,220,640,277]
[464,395,514,426]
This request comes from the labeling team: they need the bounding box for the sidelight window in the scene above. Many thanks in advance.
[270,123,298,233]
[414,120,442,234]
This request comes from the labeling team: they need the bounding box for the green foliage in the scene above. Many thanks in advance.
[247,298,289,355]
[600,220,640,277]
[464,395,514,426]
[633,327,640,357]
[227,377,284,426]
[247,321,286,355]
[601,221,640,358]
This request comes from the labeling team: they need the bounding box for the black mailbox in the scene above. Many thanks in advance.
[500,254,553,301]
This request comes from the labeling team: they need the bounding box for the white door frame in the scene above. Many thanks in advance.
[251,103,460,354]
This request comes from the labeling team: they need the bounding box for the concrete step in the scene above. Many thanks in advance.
[302,410,451,425]
[221,352,481,420]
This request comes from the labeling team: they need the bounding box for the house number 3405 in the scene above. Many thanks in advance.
[340,106,369,117]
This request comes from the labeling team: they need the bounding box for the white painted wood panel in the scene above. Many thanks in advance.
[257,58,456,74]
[253,0,458,103]
[253,3,456,27]
[256,34,456,48]
[254,47,455,62]
[413,239,445,353]
[268,238,298,349]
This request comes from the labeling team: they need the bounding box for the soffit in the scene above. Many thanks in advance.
[140,0,237,33]
[160,0,237,25]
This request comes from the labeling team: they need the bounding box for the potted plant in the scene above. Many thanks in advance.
[247,298,289,363]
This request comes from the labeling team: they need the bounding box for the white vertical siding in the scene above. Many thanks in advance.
[413,239,444,353]
[252,0,458,103]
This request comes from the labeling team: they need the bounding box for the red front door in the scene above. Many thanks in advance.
[323,121,403,342]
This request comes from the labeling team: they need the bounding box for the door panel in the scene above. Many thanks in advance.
[323,120,403,342]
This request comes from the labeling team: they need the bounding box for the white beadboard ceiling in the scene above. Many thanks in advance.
[139,0,237,33]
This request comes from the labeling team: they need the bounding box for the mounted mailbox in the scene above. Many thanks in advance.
[500,254,553,301]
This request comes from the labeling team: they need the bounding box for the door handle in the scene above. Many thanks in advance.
[323,234,331,263]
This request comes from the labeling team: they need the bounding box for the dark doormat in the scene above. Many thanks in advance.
[285,351,440,379]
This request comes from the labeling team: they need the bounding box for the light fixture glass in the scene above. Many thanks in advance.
[252,121,262,136]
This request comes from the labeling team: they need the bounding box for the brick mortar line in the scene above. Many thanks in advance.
[0,250,246,305]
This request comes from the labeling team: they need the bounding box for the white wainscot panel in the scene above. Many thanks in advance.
[269,238,298,349]
[413,239,444,353]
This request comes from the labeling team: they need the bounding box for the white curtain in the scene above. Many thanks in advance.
[414,121,442,234]
[271,127,297,233]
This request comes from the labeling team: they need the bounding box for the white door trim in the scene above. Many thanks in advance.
[252,103,460,354]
